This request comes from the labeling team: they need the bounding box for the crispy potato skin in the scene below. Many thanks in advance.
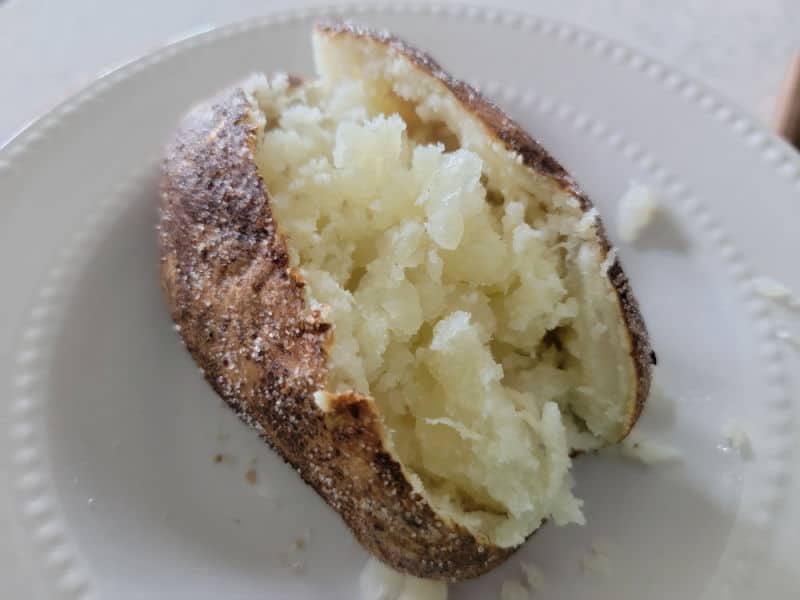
[159,23,652,580]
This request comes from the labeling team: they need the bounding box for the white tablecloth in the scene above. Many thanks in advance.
[1,0,798,146]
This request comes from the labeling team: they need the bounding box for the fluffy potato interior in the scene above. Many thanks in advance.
[245,31,635,547]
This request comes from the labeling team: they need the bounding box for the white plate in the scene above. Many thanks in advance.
[2,5,799,600]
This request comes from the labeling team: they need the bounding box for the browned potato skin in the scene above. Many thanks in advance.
[159,23,652,581]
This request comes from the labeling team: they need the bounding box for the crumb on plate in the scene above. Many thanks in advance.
[245,468,257,485]
[776,329,800,348]
[499,579,529,600]
[580,538,612,575]
[752,276,797,304]
[616,182,660,243]
[213,452,235,464]
[620,434,681,464]
[520,560,545,592]
[359,557,447,600]
[722,424,753,459]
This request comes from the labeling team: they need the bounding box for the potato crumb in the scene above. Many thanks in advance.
[245,468,258,485]
[278,529,312,576]
[497,560,544,600]
[520,561,545,592]
[751,276,794,302]
[616,182,659,243]
[776,329,800,348]
[620,434,681,464]
[213,453,234,464]
[499,580,529,600]
[292,529,311,551]
[580,539,611,575]
[278,550,306,575]
[254,483,282,508]
[359,557,447,600]
[721,424,753,459]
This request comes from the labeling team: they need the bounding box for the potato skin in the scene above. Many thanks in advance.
[159,24,652,580]
[159,89,512,580]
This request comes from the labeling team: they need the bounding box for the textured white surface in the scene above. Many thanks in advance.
[0,4,799,600]
[1,0,799,145]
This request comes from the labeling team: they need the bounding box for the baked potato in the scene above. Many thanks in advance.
[159,21,653,580]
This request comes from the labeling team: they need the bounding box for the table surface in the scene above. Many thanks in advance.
[1,0,799,146]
